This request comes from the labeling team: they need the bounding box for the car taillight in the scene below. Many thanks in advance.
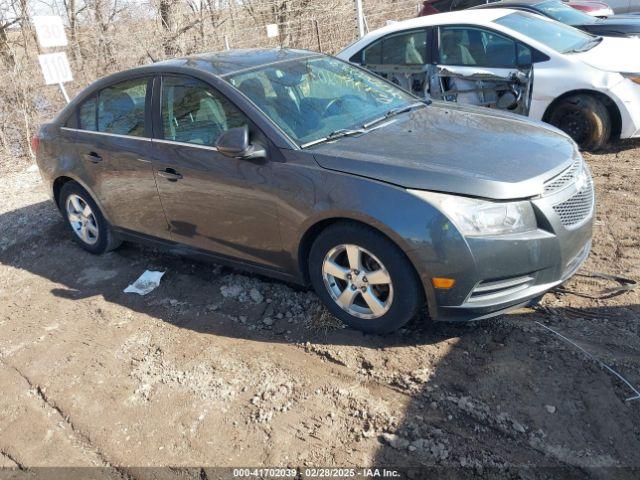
[30,135,40,154]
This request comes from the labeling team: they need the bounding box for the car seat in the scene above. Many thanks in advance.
[404,35,424,64]
[237,77,298,138]
[99,91,142,135]
[440,30,476,65]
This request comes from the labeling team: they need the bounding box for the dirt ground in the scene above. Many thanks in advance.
[0,141,639,479]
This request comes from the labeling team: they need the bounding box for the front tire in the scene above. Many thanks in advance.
[59,182,121,254]
[548,94,611,151]
[308,222,424,334]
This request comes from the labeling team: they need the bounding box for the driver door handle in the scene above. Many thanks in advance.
[157,168,183,181]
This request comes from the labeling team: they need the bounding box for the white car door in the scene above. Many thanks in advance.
[432,25,534,115]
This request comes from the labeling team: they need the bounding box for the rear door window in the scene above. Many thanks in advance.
[363,29,428,66]
[97,78,149,137]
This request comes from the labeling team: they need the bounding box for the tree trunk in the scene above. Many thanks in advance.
[159,0,177,56]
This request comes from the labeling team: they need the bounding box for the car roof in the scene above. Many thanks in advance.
[485,0,545,5]
[356,8,516,40]
[475,0,546,7]
[139,48,321,77]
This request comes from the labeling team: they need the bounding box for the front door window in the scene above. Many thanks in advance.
[435,26,533,114]
[161,76,247,147]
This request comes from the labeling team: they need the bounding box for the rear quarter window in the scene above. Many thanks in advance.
[78,96,97,131]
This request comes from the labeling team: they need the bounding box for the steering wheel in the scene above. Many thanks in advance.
[322,98,344,117]
[322,95,362,117]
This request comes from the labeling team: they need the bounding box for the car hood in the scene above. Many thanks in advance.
[573,36,640,72]
[309,104,576,200]
[568,0,611,9]
[582,16,640,35]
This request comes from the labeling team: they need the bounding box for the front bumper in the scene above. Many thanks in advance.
[429,161,594,322]
[608,78,640,139]
[436,239,591,322]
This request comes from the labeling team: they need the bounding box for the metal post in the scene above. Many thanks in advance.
[314,19,322,53]
[355,0,365,38]
[58,82,70,103]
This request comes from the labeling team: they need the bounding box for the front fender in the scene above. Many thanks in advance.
[273,162,476,319]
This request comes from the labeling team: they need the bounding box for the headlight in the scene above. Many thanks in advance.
[622,73,640,85]
[408,189,537,236]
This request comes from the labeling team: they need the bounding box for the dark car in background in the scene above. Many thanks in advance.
[33,49,593,334]
[473,0,640,37]
[419,0,614,16]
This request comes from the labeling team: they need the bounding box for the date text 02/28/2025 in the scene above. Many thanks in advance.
[232,468,401,478]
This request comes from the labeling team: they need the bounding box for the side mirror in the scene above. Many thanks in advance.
[216,125,266,160]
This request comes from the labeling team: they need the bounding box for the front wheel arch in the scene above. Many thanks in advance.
[297,217,437,320]
[307,221,426,333]
[542,89,622,145]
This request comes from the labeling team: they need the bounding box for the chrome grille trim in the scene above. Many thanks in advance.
[552,174,594,228]
[562,240,591,280]
[543,158,582,195]
[468,275,535,303]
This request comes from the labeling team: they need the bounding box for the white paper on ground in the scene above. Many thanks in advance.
[123,270,165,296]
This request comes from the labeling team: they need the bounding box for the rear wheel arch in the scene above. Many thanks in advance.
[296,217,436,318]
[543,89,622,143]
[52,175,112,223]
[57,181,121,254]
[53,176,75,207]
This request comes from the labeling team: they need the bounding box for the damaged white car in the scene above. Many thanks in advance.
[338,9,640,150]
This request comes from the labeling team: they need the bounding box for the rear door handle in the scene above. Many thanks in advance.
[157,168,183,181]
[83,152,102,163]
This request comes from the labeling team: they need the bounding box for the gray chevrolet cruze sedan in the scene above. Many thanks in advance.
[34,49,594,333]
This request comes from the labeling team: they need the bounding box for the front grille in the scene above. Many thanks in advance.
[543,158,581,195]
[468,275,535,303]
[552,175,594,228]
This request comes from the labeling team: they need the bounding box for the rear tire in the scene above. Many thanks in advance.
[58,182,121,254]
[548,94,610,151]
[308,222,424,334]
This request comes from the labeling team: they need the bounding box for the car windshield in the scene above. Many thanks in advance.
[494,11,599,53]
[226,56,417,146]
[535,0,598,25]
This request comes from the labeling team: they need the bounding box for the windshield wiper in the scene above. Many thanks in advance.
[565,36,603,53]
[362,102,426,129]
[300,101,428,148]
[300,128,366,148]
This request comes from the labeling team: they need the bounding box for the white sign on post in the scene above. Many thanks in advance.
[33,15,68,48]
[38,52,73,85]
[266,24,279,38]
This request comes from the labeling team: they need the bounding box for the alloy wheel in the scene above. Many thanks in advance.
[322,244,393,319]
[66,194,99,245]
